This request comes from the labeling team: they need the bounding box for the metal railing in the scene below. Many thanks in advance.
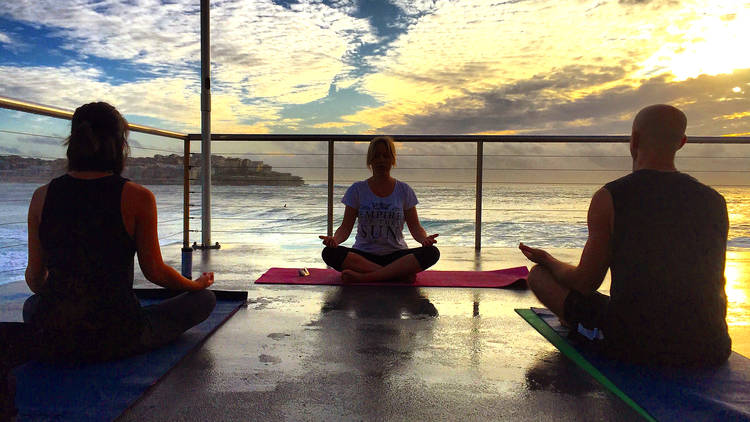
[3,95,750,260]
[184,132,750,250]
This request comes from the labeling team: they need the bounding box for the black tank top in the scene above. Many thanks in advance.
[604,169,731,365]
[36,174,142,360]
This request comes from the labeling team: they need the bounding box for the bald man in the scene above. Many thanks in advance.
[520,104,731,367]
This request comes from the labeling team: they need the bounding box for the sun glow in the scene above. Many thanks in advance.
[724,258,748,306]
[639,7,750,81]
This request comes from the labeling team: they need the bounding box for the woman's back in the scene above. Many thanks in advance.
[20,101,215,366]
[33,174,142,358]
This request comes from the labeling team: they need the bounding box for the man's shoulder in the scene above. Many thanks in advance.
[605,170,717,191]
[603,172,637,192]
[672,172,726,203]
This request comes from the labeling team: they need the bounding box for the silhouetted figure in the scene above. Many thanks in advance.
[319,136,440,283]
[21,102,216,364]
[520,104,731,367]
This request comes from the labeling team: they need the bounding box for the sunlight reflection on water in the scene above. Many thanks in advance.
[726,251,750,326]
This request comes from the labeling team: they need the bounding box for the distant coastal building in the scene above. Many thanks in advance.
[0,154,304,186]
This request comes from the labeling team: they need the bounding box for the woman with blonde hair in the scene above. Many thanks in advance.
[320,136,440,282]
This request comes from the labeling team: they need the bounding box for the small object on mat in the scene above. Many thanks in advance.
[298,268,310,277]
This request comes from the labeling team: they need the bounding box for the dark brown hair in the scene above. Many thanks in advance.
[65,102,129,174]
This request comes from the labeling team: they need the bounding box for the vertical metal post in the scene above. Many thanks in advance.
[181,137,192,278]
[200,0,211,247]
[183,137,190,248]
[475,140,483,250]
[327,140,334,236]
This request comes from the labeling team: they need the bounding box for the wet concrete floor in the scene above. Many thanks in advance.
[5,244,749,420]
[122,244,643,421]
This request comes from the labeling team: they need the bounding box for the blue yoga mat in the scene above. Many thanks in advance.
[517,307,750,422]
[10,289,247,421]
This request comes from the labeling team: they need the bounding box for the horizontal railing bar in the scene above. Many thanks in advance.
[0,267,24,274]
[3,149,744,160]
[198,152,750,159]
[159,231,183,240]
[0,96,187,140]
[183,179,750,186]
[479,181,750,186]
[204,178,746,185]
[186,209,587,213]
[0,243,26,249]
[0,221,25,226]
[189,216,309,221]
[185,229,585,239]
[0,129,65,139]
[131,146,182,153]
[188,133,750,144]
[187,165,750,173]
[0,130,180,154]
[2,96,746,144]
[157,218,184,224]
[475,245,584,249]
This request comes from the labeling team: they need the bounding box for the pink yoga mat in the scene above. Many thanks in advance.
[254,266,529,288]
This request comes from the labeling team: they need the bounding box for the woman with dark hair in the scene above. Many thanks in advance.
[22,101,216,363]
[319,136,440,283]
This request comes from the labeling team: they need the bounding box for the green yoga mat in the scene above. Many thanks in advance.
[515,308,655,421]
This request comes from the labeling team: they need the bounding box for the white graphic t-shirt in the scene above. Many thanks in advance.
[342,180,419,255]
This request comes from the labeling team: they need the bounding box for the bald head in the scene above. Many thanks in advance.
[632,104,687,153]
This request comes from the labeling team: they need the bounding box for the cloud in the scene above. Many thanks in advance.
[0,0,200,69]
[0,0,379,129]
[0,64,287,133]
[0,65,193,128]
[210,0,377,104]
[376,67,750,136]
[24,136,65,147]
[617,0,681,5]
[313,121,358,129]
[0,30,31,54]
[345,0,747,132]
[1,0,748,140]
[389,0,438,17]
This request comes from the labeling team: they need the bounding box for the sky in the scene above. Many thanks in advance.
[0,0,749,184]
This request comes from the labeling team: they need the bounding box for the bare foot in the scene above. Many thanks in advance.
[559,317,573,328]
[341,269,367,283]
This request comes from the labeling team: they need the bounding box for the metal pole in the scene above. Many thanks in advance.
[200,0,211,247]
[183,137,190,249]
[475,140,483,250]
[327,140,334,236]
[181,137,193,278]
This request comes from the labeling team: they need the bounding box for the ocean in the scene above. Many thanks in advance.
[2,181,750,286]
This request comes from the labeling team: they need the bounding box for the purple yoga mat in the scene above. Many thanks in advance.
[255,266,529,288]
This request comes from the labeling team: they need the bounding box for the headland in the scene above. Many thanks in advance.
[0,154,304,186]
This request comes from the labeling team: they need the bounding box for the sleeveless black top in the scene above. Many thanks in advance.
[35,174,143,361]
[603,170,731,366]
